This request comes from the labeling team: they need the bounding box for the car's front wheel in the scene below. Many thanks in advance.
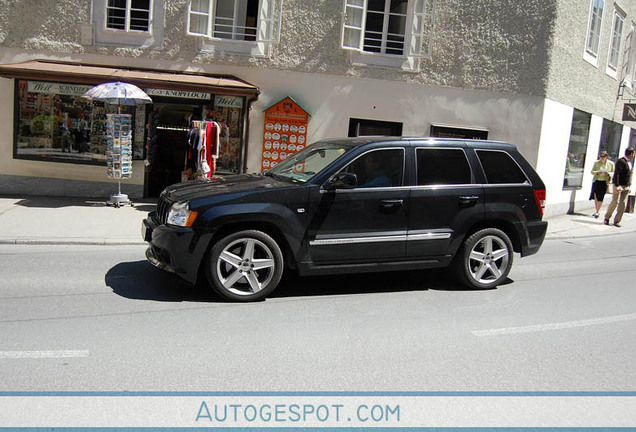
[206,230,284,302]
[454,228,514,289]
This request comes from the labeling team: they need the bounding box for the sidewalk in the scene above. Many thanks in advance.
[0,195,635,245]
[0,195,155,245]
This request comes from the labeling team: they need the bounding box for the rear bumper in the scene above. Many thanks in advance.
[521,220,548,257]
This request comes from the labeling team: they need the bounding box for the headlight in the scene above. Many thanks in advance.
[167,202,198,227]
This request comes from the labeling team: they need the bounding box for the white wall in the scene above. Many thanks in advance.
[536,98,575,216]
[241,69,546,174]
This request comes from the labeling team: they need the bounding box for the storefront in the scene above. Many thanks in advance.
[0,60,259,198]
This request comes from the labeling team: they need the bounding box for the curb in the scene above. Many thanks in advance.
[0,238,146,246]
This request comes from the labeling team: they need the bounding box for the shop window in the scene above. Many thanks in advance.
[430,125,488,140]
[417,148,471,185]
[630,128,636,148]
[562,109,591,189]
[348,118,403,137]
[14,80,145,165]
[599,118,623,162]
[584,0,604,66]
[606,8,625,78]
[93,0,165,48]
[342,0,436,70]
[187,0,280,56]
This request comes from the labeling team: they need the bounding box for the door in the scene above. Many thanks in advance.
[407,147,484,258]
[307,148,408,263]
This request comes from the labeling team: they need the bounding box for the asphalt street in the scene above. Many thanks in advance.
[0,228,635,392]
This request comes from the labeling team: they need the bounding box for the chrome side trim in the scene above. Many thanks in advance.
[407,232,452,241]
[309,232,451,246]
[310,235,406,246]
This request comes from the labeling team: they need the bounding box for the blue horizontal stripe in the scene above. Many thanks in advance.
[1,391,635,397]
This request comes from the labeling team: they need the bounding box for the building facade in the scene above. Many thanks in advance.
[0,0,635,215]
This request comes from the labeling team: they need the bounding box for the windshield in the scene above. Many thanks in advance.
[268,142,352,183]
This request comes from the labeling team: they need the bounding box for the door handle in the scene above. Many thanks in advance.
[459,195,480,208]
[380,199,404,208]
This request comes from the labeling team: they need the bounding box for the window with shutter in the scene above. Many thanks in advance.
[187,0,281,56]
[341,0,436,70]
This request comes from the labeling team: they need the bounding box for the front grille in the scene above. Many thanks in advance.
[156,195,174,224]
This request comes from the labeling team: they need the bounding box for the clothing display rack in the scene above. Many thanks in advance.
[184,120,228,180]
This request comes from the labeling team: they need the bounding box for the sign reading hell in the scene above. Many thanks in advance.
[261,97,310,172]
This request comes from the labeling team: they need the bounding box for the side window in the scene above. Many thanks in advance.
[416,148,471,185]
[476,150,528,184]
[344,149,404,188]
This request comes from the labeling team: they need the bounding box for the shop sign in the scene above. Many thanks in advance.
[214,95,244,108]
[622,104,636,121]
[27,81,92,96]
[145,89,210,100]
[261,96,310,172]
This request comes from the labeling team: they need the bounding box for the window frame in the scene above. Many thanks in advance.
[92,0,163,48]
[341,0,436,70]
[606,7,626,78]
[187,0,281,56]
[105,0,152,33]
[623,23,636,88]
[562,109,592,190]
[584,0,605,66]
[348,118,403,137]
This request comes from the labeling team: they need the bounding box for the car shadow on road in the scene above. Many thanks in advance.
[106,260,501,303]
[105,260,214,302]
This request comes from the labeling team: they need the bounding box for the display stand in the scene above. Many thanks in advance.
[105,113,134,208]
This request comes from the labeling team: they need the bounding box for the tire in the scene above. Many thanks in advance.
[453,228,514,290]
[206,230,284,302]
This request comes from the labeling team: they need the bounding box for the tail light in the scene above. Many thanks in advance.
[534,189,546,216]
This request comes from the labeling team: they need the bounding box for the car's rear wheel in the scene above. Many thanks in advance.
[454,228,513,289]
[206,230,284,302]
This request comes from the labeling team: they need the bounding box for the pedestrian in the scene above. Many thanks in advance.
[589,150,614,218]
[604,147,635,227]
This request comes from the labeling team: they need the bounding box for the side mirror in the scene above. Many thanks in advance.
[325,172,358,190]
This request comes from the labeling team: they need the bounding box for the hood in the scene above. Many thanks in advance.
[160,174,298,203]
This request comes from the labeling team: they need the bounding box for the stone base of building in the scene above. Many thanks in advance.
[0,174,143,199]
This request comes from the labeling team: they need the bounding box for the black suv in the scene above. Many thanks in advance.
[142,137,547,302]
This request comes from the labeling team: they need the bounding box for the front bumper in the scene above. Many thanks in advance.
[142,213,208,284]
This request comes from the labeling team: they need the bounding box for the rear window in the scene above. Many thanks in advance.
[476,150,528,184]
[416,148,472,185]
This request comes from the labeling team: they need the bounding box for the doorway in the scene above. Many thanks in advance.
[146,102,204,197]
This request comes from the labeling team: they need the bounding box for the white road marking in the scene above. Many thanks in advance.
[0,350,89,359]
[472,312,636,337]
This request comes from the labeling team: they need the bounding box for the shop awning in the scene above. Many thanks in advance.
[0,60,259,97]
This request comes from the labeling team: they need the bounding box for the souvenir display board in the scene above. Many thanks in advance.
[106,114,133,179]
[261,97,310,172]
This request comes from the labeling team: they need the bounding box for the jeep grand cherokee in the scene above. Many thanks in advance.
[142,137,547,302]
